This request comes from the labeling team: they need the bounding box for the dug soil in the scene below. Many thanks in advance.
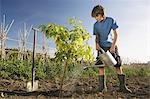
[0,76,149,99]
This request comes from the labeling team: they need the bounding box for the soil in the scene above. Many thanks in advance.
[0,76,149,99]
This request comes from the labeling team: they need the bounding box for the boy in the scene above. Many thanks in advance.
[91,5,132,93]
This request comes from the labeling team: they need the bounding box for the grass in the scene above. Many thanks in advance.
[0,59,150,81]
[123,64,150,77]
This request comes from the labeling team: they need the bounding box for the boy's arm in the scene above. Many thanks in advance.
[110,30,118,53]
[96,34,101,50]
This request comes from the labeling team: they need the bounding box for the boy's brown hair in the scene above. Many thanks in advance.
[91,5,104,17]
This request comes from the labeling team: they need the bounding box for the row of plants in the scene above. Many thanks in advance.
[0,58,96,80]
[0,58,149,81]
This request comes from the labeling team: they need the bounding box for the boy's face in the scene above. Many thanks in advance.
[95,14,103,22]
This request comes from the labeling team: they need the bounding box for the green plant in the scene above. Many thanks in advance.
[41,18,94,63]
[41,18,95,97]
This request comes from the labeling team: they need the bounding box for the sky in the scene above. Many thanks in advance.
[0,0,150,63]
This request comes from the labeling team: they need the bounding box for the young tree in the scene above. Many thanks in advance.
[41,18,94,97]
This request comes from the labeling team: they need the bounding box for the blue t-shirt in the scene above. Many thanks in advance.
[93,17,118,47]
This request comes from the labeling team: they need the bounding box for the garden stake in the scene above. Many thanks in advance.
[27,28,39,92]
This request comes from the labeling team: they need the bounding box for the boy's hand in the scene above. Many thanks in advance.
[110,45,115,53]
[96,43,101,50]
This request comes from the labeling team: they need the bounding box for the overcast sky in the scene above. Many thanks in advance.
[0,0,150,63]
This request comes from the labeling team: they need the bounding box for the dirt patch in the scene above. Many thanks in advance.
[0,77,149,99]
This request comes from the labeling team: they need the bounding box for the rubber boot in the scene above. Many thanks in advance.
[118,74,132,93]
[99,75,107,93]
